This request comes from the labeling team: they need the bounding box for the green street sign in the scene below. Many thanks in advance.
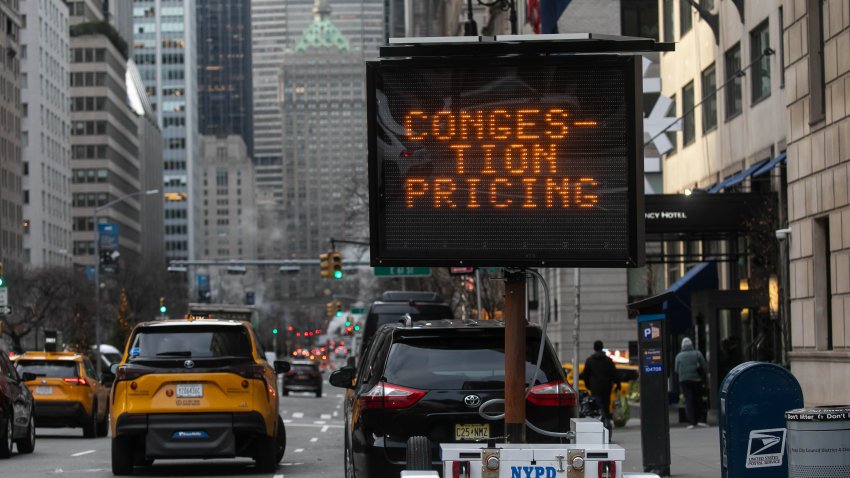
[350,308,368,314]
[373,266,431,277]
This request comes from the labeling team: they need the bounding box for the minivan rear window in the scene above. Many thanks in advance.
[128,325,253,359]
[383,336,562,390]
[16,360,79,378]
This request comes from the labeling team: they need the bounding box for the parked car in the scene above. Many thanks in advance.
[0,352,36,458]
[14,351,109,438]
[283,360,323,397]
[330,319,576,478]
[357,292,453,360]
[109,318,291,474]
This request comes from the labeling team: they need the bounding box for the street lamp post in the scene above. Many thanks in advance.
[92,189,159,379]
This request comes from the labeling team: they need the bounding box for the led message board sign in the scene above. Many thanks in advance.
[368,55,644,267]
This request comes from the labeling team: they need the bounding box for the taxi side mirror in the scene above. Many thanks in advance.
[274,360,291,374]
[329,366,356,389]
[110,364,119,375]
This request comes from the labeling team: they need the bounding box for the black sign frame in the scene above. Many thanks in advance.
[367,54,645,268]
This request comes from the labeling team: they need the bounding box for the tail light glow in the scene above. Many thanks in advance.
[63,377,88,386]
[358,382,426,410]
[527,380,577,407]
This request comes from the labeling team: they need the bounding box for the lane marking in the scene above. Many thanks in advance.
[320,414,331,420]
[274,475,284,478]
[335,394,343,398]
[292,412,304,419]
[71,450,96,457]
[332,411,339,417]
[314,420,326,425]
[294,448,304,453]
[284,419,292,424]
[310,437,318,443]
[321,425,329,433]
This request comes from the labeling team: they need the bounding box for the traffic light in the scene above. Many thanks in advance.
[159,297,166,314]
[335,301,343,318]
[272,327,279,335]
[354,324,361,332]
[0,260,4,287]
[319,252,331,279]
[344,319,351,327]
[331,251,343,279]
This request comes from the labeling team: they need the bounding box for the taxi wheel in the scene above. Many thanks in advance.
[82,406,97,439]
[274,415,286,463]
[406,436,431,471]
[0,416,13,458]
[253,433,277,473]
[96,410,109,437]
[111,436,134,475]
[15,415,35,454]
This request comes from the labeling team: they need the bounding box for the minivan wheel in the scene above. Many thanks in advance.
[16,415,35,454]
[406,436,431,471]
[83,403,97,438]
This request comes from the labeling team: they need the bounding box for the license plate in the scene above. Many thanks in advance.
[176,384,203,398]
[296,374,308,380]
[455,423,489,441]
[35,386,53,395]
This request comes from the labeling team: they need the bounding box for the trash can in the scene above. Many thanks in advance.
[785,406,850,478]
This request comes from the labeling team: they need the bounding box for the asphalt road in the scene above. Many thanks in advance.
[1,378,346,478]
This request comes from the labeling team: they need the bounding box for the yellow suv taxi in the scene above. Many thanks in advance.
[13,352,110,438]
[109,318,290,475]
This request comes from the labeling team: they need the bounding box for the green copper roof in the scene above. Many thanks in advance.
[293,17,351,53]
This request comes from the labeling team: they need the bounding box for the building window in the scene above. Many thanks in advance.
[679,0,692,36]
[724,43,742,119]
[778,7,785,88]
[806,0,825,123]
[813,217,833,350]
[663,0,674,42]
[666,94,677,153]
[216,168,228,187]
[620,0,659,40]
[750,20,771,104]
[701,63,717,133]
[682,81,695,146]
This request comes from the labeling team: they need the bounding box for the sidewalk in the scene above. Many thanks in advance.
[612,418,722,477]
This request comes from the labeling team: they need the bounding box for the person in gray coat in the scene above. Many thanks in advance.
[674,337,708,429]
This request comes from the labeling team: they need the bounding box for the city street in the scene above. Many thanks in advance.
[1,380,345,478]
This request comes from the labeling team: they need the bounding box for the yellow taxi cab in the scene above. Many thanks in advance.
[13,352,110,438]
[109,318,290,475]
[563,361,639,407]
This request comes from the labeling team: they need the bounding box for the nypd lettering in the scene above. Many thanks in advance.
[509,466,558,478]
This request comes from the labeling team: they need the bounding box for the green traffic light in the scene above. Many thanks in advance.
[344,320,351,327]
[0,277,4,287]
[159,306,167,314]
[354,325,361,331]
[333,270,343,279]
[336,310,343,318]
[272,328,279,335]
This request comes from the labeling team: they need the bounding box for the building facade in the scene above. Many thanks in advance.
[196,135,257,303]
[0,0,22,273]
[132,0,198,262]
[783,0,850,404]
[21,0,70,267]
[197,0,254,156]
[69,0,147,268]
[250,0,383,203]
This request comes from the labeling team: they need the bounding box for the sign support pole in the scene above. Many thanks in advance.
[504,269,526,443]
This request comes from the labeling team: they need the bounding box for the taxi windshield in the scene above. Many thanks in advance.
[128,325,253,359]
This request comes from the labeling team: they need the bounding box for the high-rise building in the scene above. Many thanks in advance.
[69,0,147,269]
[126,60,165,268]
[196,135,257,303]
[0,0,22,273]
[250,0,383,202]
[21,0,71,267]
[132,0,199,262]
[783,0,850,404]
[197,0,254,157]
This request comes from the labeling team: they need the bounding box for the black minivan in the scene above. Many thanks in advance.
[331,320,576,478]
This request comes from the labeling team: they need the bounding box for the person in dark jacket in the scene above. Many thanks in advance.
[675,337,709,429]
[580,340,619,430]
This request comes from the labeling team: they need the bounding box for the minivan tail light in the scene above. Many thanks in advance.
[114,365,151,383]
[358,382,426,410]
[527,380,577,407]
[63,377,88,386]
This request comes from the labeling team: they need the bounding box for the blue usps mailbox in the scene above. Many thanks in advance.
[719,361,803,478]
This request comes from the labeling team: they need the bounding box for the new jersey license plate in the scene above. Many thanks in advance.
[455,423,489,441]
[176,384,203,398]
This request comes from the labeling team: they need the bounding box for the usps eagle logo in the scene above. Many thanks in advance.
[745,428,786,469]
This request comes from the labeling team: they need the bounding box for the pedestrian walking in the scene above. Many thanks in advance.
[580,340,619,434]
[675,337,709,429]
